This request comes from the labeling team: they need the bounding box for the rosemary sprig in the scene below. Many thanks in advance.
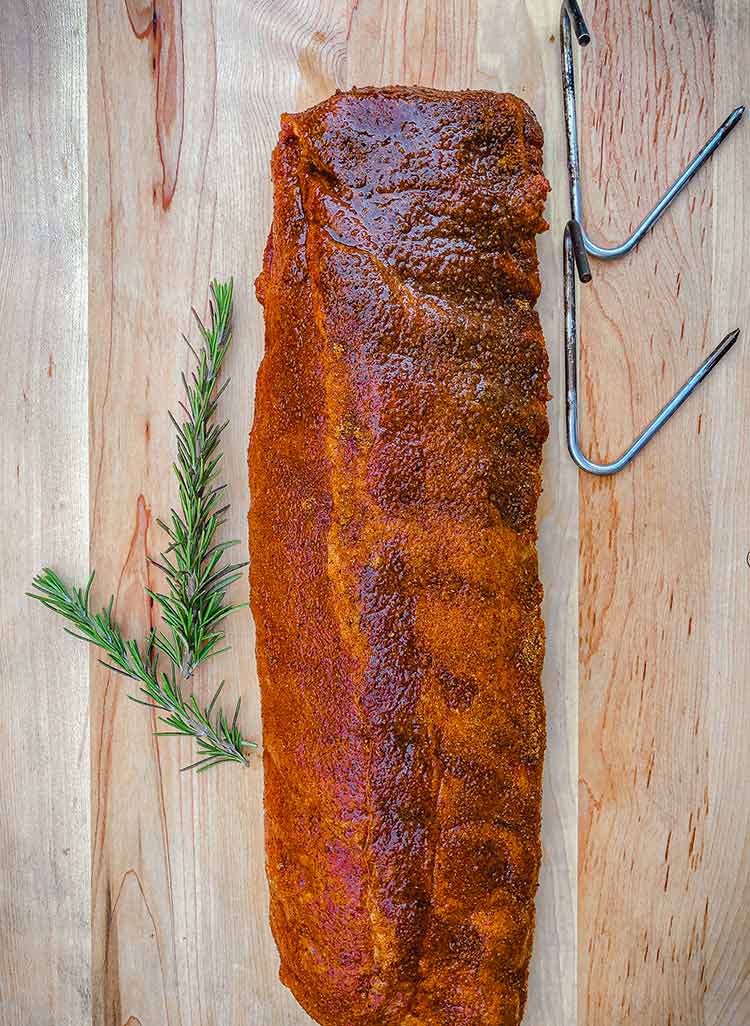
[29,278,254,772]
[149,279,247,678]
[28,568,254,771]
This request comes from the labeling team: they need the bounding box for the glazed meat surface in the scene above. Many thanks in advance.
[249,86,550,1026]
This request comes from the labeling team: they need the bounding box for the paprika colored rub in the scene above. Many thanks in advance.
[249,86,550,1026]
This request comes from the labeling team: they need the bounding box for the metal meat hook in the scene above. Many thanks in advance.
[559,1,745,474]
[563,223,741,476]
[561,0,745,283]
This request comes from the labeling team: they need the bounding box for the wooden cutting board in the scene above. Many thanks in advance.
[1,1,748,1024]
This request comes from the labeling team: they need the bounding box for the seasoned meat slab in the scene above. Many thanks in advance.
[249,86,550,1026]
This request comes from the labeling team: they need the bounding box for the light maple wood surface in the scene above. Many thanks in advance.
[1,1,747,1025]
[0,3,90,1025]
[578,3,750,1025]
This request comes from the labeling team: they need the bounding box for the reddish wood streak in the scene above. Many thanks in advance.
[124,0,184,208]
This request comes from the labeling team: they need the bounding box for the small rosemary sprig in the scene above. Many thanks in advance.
[150,279,247,678]
[29,278,254,772]
[28,569,253,771]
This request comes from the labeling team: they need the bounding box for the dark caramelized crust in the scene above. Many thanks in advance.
[249,86,550,1026]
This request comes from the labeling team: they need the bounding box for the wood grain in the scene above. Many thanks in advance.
[705,8,750,1023]
[2,1,748,1025]
[0,2,89,1025]
[577,1,750,1024]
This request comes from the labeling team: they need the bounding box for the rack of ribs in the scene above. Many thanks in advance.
[249,86,550,1026]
